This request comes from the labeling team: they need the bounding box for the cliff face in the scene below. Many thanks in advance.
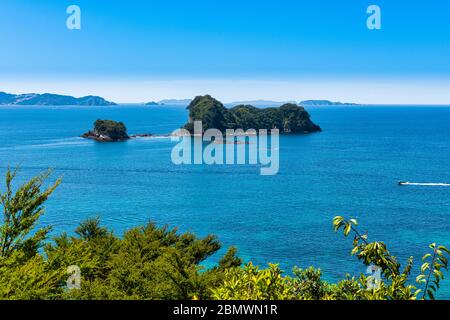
[185,95,228,132]
[184,95,321,134]
[0,92,116,106]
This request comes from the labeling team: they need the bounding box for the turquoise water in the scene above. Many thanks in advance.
[1,105,450,298]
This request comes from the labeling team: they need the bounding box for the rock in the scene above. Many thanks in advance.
[129,133,153,138]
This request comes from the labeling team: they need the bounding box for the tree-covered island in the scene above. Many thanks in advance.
[82,120,130,142]
[184,95,322,134]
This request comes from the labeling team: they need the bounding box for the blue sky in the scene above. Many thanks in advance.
[1,0,450,103]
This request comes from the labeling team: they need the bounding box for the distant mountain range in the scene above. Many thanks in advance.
[151,99,359,107]
[299,100,359,106]
[0,92,116,106]
[227,100,298,107]
[149,99,359,107]
[0,92,358,107]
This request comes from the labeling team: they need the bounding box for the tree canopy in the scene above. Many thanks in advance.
[93,120,128,140]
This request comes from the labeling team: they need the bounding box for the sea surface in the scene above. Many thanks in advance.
[1,104,450,298]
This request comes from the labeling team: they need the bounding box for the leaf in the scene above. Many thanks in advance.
[438,246,450,254]
[344,224,352,237]
[416,274,425,283]
[421,263,430,273]
[422,253,432,261]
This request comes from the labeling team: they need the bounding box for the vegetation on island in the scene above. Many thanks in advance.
[184,95,322,134]
[82,119,129,142]
[1,169,449,300]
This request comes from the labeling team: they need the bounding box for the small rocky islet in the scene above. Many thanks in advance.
[81,120,131,142]
[81,120,166,142]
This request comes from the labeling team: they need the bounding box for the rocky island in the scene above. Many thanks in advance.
[184,95,321,134]
[81,95,322,142]
[82,120,130,142]
[81,120,158,142]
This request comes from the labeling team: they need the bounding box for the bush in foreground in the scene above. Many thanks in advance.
[0,169,448,300]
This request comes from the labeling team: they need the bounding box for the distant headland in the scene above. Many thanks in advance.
[299,100,359,106]
[0,91,116,106]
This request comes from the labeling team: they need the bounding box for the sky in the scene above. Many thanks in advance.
[1,0,450,104]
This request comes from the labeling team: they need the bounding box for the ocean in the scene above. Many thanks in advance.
[1,104,449,297]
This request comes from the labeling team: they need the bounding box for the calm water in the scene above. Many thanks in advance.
[1,105,450,298]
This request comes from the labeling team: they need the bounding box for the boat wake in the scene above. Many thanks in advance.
[399,182,450,187]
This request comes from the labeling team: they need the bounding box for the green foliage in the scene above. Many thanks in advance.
[0,168,242,300]
[185,95,228,132]
[211,263,295,300]
[185,95,321,134]
[0,251,64,299]
[211,263,360,300]
[93,119,129,140]
[0,168,62,299]
[51,222,243,300]
[416,243,449,300]
[291,266,329,300]
[1,169,449,300]
[333,216,450,300]
[0,167,61,259]
[213,217,449,300]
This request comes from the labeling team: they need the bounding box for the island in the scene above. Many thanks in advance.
[81,120,160,142]
[184,95,321,134]
[82,120,130,142]
[80,95,322,141]
[145,101,160,106]
[0,91,116,106]
[227,100,297,107]
[299,100,358,106]
[158,99,192,106]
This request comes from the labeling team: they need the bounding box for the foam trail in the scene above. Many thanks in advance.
[400,182,450,186]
